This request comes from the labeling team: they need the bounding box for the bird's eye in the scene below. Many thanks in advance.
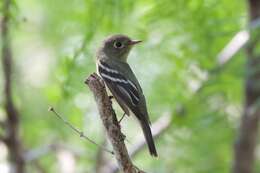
[114,41,123,48]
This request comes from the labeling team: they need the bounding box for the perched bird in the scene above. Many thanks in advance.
[96,34,158,157]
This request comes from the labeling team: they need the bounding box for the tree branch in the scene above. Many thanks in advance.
[217,11,260,67]
[217,30,249,66]
[232,1,260,173]
[106,114,171,173]
[1,0,25,172]
[85,73,145,173]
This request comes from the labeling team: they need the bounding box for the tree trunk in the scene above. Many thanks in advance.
[232,1,260,173]
[1,0,25,172]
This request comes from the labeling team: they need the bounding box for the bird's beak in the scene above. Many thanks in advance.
[129,40,142,45]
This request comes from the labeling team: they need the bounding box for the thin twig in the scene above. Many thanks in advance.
[48,106,114,155]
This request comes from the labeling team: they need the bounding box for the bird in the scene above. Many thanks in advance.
[96,34,158,157]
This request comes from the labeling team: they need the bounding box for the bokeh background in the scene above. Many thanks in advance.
[1,0,259,173]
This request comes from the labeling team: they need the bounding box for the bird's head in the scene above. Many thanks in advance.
[98,34,142,62]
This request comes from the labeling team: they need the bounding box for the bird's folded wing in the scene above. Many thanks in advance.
[98,60,140,111]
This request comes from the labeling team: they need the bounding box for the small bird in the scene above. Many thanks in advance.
[96,34,158,157]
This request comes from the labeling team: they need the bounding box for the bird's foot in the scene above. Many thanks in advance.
[109,95,114,100]
[118,113,126,124]
[119,132,126,141]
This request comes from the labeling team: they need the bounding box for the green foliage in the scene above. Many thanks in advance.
[1,0,258,172]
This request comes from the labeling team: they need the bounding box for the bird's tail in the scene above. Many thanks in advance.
[140,121,158,157]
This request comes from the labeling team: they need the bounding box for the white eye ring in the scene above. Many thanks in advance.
[113,41,124,48]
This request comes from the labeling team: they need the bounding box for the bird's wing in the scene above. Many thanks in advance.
[97,60,157,156]
[97,60,142,117]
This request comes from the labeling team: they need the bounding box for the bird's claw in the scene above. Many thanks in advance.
[118,113,126,124]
